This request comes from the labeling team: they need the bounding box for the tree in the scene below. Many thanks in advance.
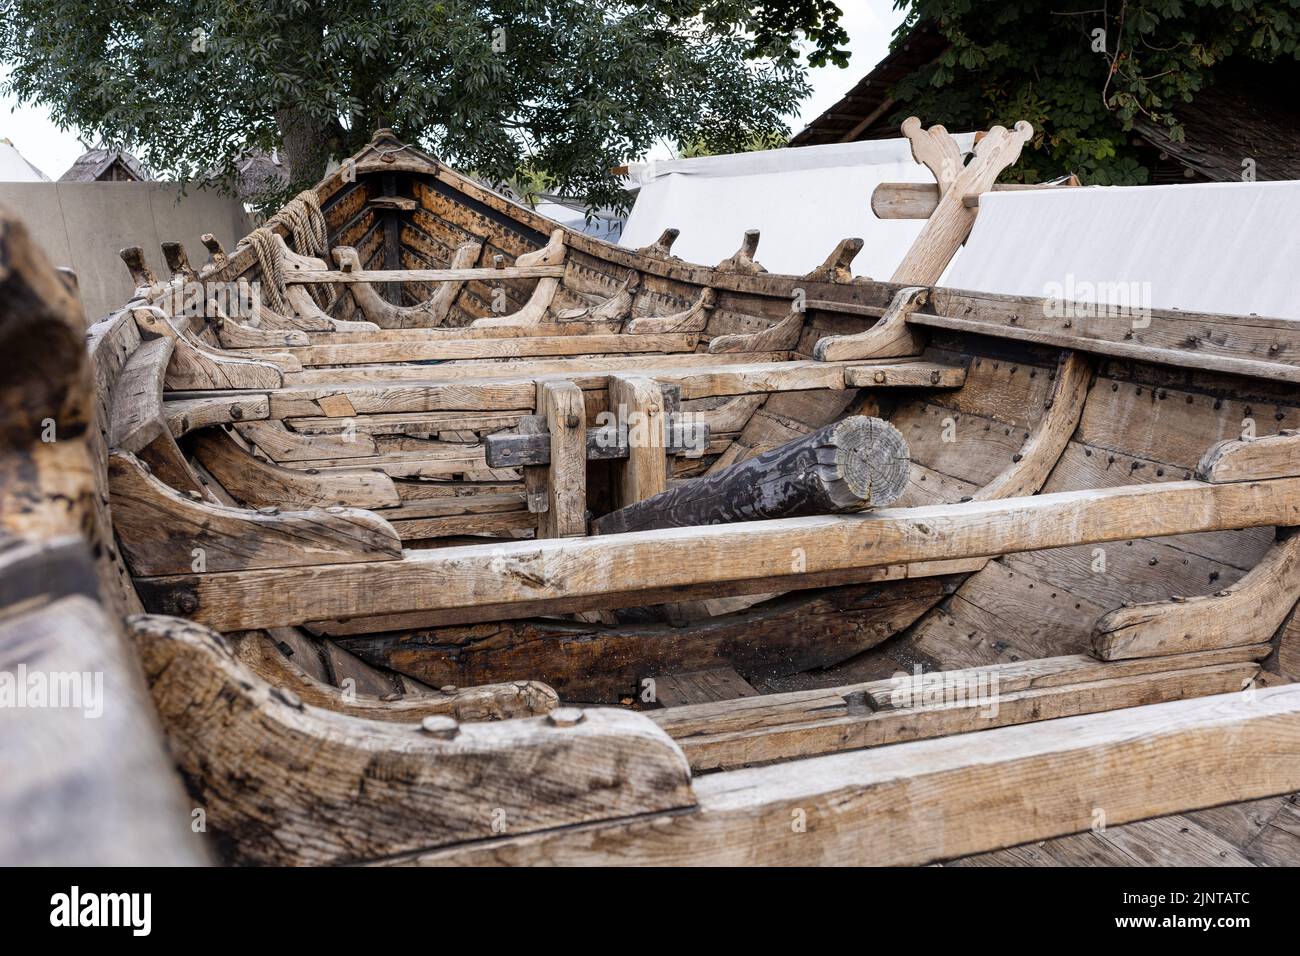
[890,1,1300,185]
[0,1,848,208]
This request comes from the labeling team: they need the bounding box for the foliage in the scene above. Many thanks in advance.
[0,1,849,209]
[891,0,1300,184]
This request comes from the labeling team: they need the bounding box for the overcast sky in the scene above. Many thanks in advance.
[0,1,905,179]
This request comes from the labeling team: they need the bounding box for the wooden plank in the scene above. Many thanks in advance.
[537,380,587,538]
[651,645,1270,739]
[404,683,1300,866]
[261,359,941,419]
[284,264,566,283]
[190,428,400,509]
[165,394,271,437]
[251,332,698,366]
[484,415,708,468]
[913,293,1300,384]
[814,287,928,362]
[652,668,760,707]
[666,662,1257,770]
[134,476,1300,631]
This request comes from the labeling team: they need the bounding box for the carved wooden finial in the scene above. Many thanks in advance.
[120,246,157,288]
[716,229,765,275]
[160,241,194,281]
[637,228,680,259]
[200,234,228,272]
[890,117,1035,285]
[803,238,864,284]
[901,117,965,193]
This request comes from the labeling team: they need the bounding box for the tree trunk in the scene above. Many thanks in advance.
[275,107,345,188]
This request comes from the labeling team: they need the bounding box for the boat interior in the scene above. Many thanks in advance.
[5,123,1299,866]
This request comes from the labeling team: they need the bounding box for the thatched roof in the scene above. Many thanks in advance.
[58,148,150,182]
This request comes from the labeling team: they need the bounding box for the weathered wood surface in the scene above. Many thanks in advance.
[593,416,910,535]
[337,578,962,702]
[1093,529,1300,660]
[1198,431,1300,482]
[252,331,698,366]
[814,287,928,362]
[135,476,1300,632]
[662,657,1260,771]
[871,181,1079,219]
[1,211,203,865]
[609,375,670,507]
[230,629,558,722]
[133,305,287,390]
[190,428,401,509]
[914,290,1300,384]
[109,451,401,575]
[537,380,587,538]
[651,667,760,707]
[891,119,1034,285]
[128,613,695,866]
[285,264,565,284]
[402,684,1300,866]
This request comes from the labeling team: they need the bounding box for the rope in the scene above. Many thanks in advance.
[237,227,289,315]
[238,189,335,314]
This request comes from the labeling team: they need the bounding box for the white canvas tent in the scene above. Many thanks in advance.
[620,134,975,279]
[0,139,52,182]
[946,179,1300,320]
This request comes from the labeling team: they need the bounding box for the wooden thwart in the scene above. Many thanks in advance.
[134,475,1300,631]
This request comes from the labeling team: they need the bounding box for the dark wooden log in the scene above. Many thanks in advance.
[591,415,909,536]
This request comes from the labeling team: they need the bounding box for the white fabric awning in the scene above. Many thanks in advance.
[945,180,1300,320]
[621,135,975,279]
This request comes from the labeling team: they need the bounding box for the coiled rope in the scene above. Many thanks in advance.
[238,189,336,314]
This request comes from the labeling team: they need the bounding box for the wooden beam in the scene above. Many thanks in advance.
[284,264,566,284]
[244,331,698,366]
[871,181,1081,220]
[410,684,1300,866]
[134,476,1300,631]
[537,380,587,538]
[914,289,1300,384]
[666,661,1258,771]
[608,375,669,507]
[484,415,707,467]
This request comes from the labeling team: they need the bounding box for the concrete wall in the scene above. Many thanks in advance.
[0,182,254,324]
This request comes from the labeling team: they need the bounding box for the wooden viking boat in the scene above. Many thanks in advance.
[4,122,1299,867]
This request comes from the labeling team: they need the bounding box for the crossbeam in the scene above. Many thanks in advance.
[134,476,1300,632]
[284,265,566,284]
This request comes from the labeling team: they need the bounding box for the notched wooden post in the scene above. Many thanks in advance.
[537,379,587,537]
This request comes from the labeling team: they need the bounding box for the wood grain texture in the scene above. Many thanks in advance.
[128,613,695,865]
[135,477,1300,631]
[1093,529,1300,660]
[110,451,401,575]
[404,683,1300,866]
